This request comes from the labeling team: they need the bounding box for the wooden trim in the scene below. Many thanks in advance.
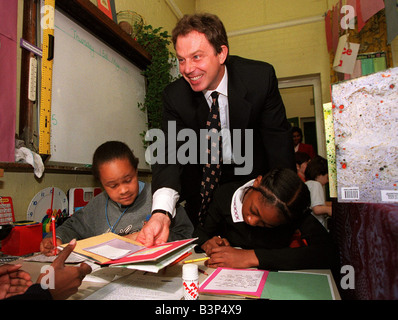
[19,0,38,147]
[0,162,92,174]
[0,162,151,176]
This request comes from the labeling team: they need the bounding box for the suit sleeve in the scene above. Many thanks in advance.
[151,88,185,195]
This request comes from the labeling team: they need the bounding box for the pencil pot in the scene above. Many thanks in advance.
[182,264,199,300]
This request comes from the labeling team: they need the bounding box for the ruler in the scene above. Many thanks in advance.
[39,0,55,155]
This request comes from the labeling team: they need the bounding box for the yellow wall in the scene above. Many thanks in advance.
[196,0,331,103]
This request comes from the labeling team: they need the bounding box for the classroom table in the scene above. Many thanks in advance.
[5,251,341,300]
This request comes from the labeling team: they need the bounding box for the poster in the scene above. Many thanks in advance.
[331,68,398,203]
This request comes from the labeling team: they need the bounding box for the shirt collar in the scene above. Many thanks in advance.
[203,66,228,102]
[230,179,255,223]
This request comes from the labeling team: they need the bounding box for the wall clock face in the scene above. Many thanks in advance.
[27,187,68,223]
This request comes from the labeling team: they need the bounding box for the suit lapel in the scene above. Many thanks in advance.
[195,92,210,129]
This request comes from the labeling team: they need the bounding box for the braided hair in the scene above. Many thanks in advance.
[248,168,311,224]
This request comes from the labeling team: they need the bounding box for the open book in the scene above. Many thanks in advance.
[66,233,197,272]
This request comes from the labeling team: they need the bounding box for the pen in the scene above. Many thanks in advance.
[50,187,57,255]
[169,251,192,266]
[182,257,210,264]
[51,216,57,255]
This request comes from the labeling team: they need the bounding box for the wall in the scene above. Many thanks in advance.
[196,0,331,103]
[280,86,315,120]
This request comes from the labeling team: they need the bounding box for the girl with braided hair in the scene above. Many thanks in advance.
[194,168,337,270]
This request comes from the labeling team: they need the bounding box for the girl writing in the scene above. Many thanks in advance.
[194,168,336,270]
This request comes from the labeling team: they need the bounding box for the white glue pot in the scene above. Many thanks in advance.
[182,263,199,300]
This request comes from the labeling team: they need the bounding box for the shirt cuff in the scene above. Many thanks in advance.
[152,187,179,218]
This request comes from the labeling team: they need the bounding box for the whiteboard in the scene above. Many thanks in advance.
[49,9,149,170]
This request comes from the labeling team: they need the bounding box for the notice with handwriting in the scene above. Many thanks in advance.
[199,267,268,298]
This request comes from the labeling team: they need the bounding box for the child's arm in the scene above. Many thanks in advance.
[201,236,229,256]
[311,204,332,216]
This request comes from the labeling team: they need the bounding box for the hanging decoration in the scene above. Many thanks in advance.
[324,0,394,83]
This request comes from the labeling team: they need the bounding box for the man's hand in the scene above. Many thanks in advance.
[37,239,92,300]
[124,232,139,241]
[0,264,33,299]
[136,212,171,247]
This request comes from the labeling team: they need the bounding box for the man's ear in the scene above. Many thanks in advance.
[218,45,228,64]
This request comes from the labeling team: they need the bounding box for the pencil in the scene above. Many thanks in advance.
[182,257,210,264]
[198,268,208,276]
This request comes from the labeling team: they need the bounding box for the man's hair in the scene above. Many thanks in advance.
[92,141,139,180]
[172,13,229,59]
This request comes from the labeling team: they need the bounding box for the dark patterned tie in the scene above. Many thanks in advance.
[198,91,222,224]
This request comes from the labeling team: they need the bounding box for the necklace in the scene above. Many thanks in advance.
[105,197,130,233]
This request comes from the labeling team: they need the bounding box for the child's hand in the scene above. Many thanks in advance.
[205,247,259,269]
[0,264,32,299]
[201,236,230,256]
[40,237,62,256]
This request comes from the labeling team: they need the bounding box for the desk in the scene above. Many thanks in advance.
[7,251,341,300]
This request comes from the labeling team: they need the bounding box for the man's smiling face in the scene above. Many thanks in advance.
[176,30,228,92]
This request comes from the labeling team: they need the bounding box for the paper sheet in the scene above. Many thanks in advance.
[85,272,183,300]
[24,249,87,264]
[261,271,335,300]
[83,238,143,260]
[111,243,196,273]
[199,267,268,298]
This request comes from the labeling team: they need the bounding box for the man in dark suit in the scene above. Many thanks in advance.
[137,13,295,246]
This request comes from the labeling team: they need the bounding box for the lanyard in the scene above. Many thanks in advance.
[105,197,130,234]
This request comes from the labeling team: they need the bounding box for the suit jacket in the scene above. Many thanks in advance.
[152,56,295,219]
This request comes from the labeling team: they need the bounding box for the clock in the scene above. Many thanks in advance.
[27,187,68,223]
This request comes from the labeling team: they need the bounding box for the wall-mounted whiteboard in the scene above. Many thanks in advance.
[49,9,149,170]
